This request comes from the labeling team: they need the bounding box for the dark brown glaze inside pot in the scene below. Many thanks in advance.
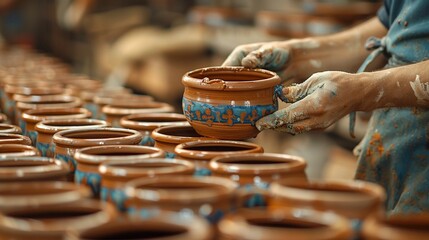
[0,159,51,167]
[130,117,185,123]
[188,68,274,82]
[43,121,101,127]
[6,207,99,219]
[247,218,327,229]
[79,224,188,239]
[158,127,202,138]
[62,131,132,139]
[184,145,254,152]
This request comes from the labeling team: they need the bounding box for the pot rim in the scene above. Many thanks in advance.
[80,87,133,102]
[0,113,7,123]
[174,140,264,160]
[52,127,142,148]
[125,176,238,203]
[22,108,92,123]
[99,158,195,179]
[151,125,210,145]
[0,181,91,208]
[0,133,31,145]
[93,94,153,106]
[102,102,174,116]
[120,113,189,131]
[0,124,22,134]
[15,95,82,111]
[182,66,280,91]
[0,144,40,158]
[210,153,307,175]
[0,157,69,181]
[75,145,166,165]
[35,119,109,134]
[5,83,64,95]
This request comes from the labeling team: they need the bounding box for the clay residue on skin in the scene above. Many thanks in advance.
[375,88,384,102]
[409,74,429,105]
[290,38,320,49]
[309,59,322,68]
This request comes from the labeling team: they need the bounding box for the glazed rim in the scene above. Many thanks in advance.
[75,145,166,165]
[120,113,188,130]
[125,176,238,203]
[174,140,264,160]
[52,127,142,148]
[210,153,307,175]
[80,88,132,101]
[362,213,429,238]
[218,208,351,239]
[270,179,386,205]
[151,125,209,145]
[0,124,21,134]
[0,157,69,180]
[102,102,174,115]
[182,66,280,91]
[94,94,153,105]
[0,199,115,232]
[0,144,39,158]
[16,95,82,110]
[21,108,91,123]
[0,133,31,145]
[69,211,211,239]
[99,158,195,178]
[0,181,90,208]
[4,83,64,95]
[35,119,109,134]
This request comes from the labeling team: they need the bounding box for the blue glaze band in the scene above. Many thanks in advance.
[36,142,50,157]
[75,169,102,196]
[101,186,127,212]
[55,153,77,172]
[140,135,155,146]
[27,130,37,146]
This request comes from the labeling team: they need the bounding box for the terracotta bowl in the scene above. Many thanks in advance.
[0,123,22,134]
[21,107,92,147]
[151,125,211,158]
[218,209,352,240]
[74,145,165,197]
[99,158,194,211]
[175,140,264,176]
[0,133,31,145]
[65,211,212,240]
[0,181,91,213]
[0,157,69,182]
[120,113,189,146]
[125,176,238,223]
[0,199,116,240]
[182,66,285,140]
[35,118,109,157]
[0,144,40,158]
[362,213,429,240]
[269,179,386,220]
[52,127,142,174]
[93,93,153,120]
[102,102,174,127]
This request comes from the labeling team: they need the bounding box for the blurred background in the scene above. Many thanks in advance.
[0,0,381,180]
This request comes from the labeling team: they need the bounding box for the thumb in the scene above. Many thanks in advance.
[242,46,289,70]
[281,82,312,103]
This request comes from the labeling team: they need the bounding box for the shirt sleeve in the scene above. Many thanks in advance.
[377,1,390,29]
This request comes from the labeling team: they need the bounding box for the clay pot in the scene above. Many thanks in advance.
[120,113,189,146]
[74,145,165,197]
[21,107,92,147]
[0,113,7,123]
[362,213,429,240]
[65,211,212,240]
[0,199,116,240]
[0,144,40,158]
[0,181,91,213]
[269,179,386,220]
[125,176,238,223]
[0,123,22,134]
[80,88,133,118]
[94,94,154,120]
[99,158,194,211]
[256,11,309,38]
[0,157,69,182]
[0,133,31,145]
[35,119,109,157]
[52,128,142,174]
[218,208,352,240]
[63,79,103,97]
[151,125,211,158]
[103,101,174,127]
[182,66,285,140]
[175,140,264,176]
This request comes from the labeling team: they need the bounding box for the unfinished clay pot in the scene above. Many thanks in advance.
[0,181,91,213]
[175,140,264,176]
[21,107,92,147]
[65,211,212,240]
[0,133,31,145]
[151,125,211,158]
[218,209,352,240]
[0,199,116,240]
[362,213,429,240]
[182,66,285,140]
[0,123,22,134]
[94,94,153,120]
[125,176,238,223]
[120,113,189,146]
[35,119,109,157]
[74,145,165,197]
[52,128,142,174]
[0,157,69,182]
[99,158,194,211]
[0,144,40,158]
[103,101,174,127]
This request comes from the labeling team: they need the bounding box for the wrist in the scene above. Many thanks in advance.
[354,71,387,111]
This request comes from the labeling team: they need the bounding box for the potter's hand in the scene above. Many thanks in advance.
[256,71,361,134]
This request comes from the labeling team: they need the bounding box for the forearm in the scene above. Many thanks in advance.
[358,60,429,110]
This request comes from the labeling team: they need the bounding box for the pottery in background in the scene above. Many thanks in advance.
[0,123,22,134]
[94,94,154,120]
[0,144,40,158]
[0,113,7,123]
[79,87,133,118]
[0,133,31,145]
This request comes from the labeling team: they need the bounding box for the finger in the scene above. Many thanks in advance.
[274,119,322,135]
[242,46,289,70]
[222,43,263,66]
[281,84,310,103]
[255,103,310,131]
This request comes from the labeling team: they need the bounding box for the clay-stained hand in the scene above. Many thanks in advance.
[256,71,362,134]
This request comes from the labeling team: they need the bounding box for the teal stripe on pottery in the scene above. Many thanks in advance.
[139,136,155,146]
[19,119,26,135]
[75,169,101,196]
[100,186,127,212]
[28,130,37,146]
[194,168,211,176]
[84,103,98,118]
[165,152,176,159]
[36,142,50,157]
[55,153,76,172]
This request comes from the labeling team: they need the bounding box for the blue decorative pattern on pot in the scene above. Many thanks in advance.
[165,152,176,159]
[27,130,38,146]
[140,135,155,146]
[84,103,98,118]
[101,186,127,211]
[19,119,26,135]
[36,142,50,157]
[55,153,77,172]
[75,169,102,196]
